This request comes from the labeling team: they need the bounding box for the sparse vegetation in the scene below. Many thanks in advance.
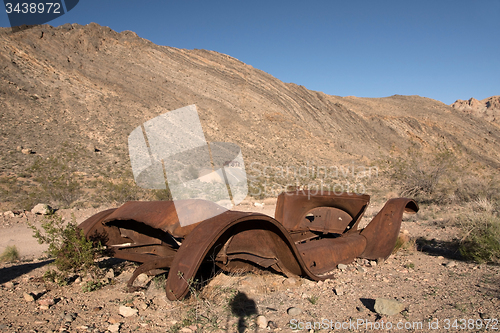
[382,145,500,205]
[81,280,103,292]
[27,157,84,208]
[28,214,101,272]
[455,210,500,264]
[393,233,416,253]
[43,269,68,286]
[0,245,20,263]
[307,295,319,305]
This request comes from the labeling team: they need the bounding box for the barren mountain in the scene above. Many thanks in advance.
[450,96,500,125]
[1,23,499,207]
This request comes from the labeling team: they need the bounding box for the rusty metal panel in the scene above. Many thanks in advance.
[299,207,353,234]
[360,198,418,260]
[275,191,369,233]
[296,234,367,276]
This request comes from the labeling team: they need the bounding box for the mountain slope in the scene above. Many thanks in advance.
[1,23,499,185]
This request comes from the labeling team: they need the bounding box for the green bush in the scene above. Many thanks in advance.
[455,211,500,264]
[29,214,100,272]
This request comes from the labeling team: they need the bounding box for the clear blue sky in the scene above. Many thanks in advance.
[1,0,499,104]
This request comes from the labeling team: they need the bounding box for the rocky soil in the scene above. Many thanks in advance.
[1,204,499,333]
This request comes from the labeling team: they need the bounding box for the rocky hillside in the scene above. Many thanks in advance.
[451,96,500,125]
[0,23,499,208]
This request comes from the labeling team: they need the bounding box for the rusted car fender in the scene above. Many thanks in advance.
[165,211,314,300]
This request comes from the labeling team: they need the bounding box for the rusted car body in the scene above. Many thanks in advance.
[79,191,418,300]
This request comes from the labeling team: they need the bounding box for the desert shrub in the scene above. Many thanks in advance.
[455,211,500,264]
[91,178,146,204]
[29,214,100,272]
[382,145,500,205]
[0,245,20,263]
[383,146,455,202]
[27,157,83,208]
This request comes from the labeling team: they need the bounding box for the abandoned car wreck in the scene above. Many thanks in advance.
[79,190,418,301]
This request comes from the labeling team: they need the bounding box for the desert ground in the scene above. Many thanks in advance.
[0,200,498,333]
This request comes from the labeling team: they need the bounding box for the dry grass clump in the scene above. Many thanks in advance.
[393,232,416,253]
[0,245,20,263]
[454,205,500,264]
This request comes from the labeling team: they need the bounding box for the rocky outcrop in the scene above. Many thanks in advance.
[451,96,500,124]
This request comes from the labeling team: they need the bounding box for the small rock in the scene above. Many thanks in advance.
[254,202,264,208]
[31,203,52,215]
[283,277,301,286]
[108,315,122,324]
[119,305,138,318]
[23,292,35,302]
[334,287,344,296]
[74,277,82,284]
[3,281,14,289]
[256,315,267,329]
[480,312,491,320]
[287,307,302,316]
[3,211,15,218]
[268,321,278,329]
[357,266,366,273]
[108,323,120,333]
[38,298,55,308]
[188,325,198,331]
[136,273,149,283]
[445,261,457,268]
[338,264,348,270]
[21,148,32,155]
[179,328,192,333]
[374,298,404,316]
[105,269,115,279]
[63,314,74,323]
[133,300,148,311]
[369,260,377,267]
[317,280,323,286]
